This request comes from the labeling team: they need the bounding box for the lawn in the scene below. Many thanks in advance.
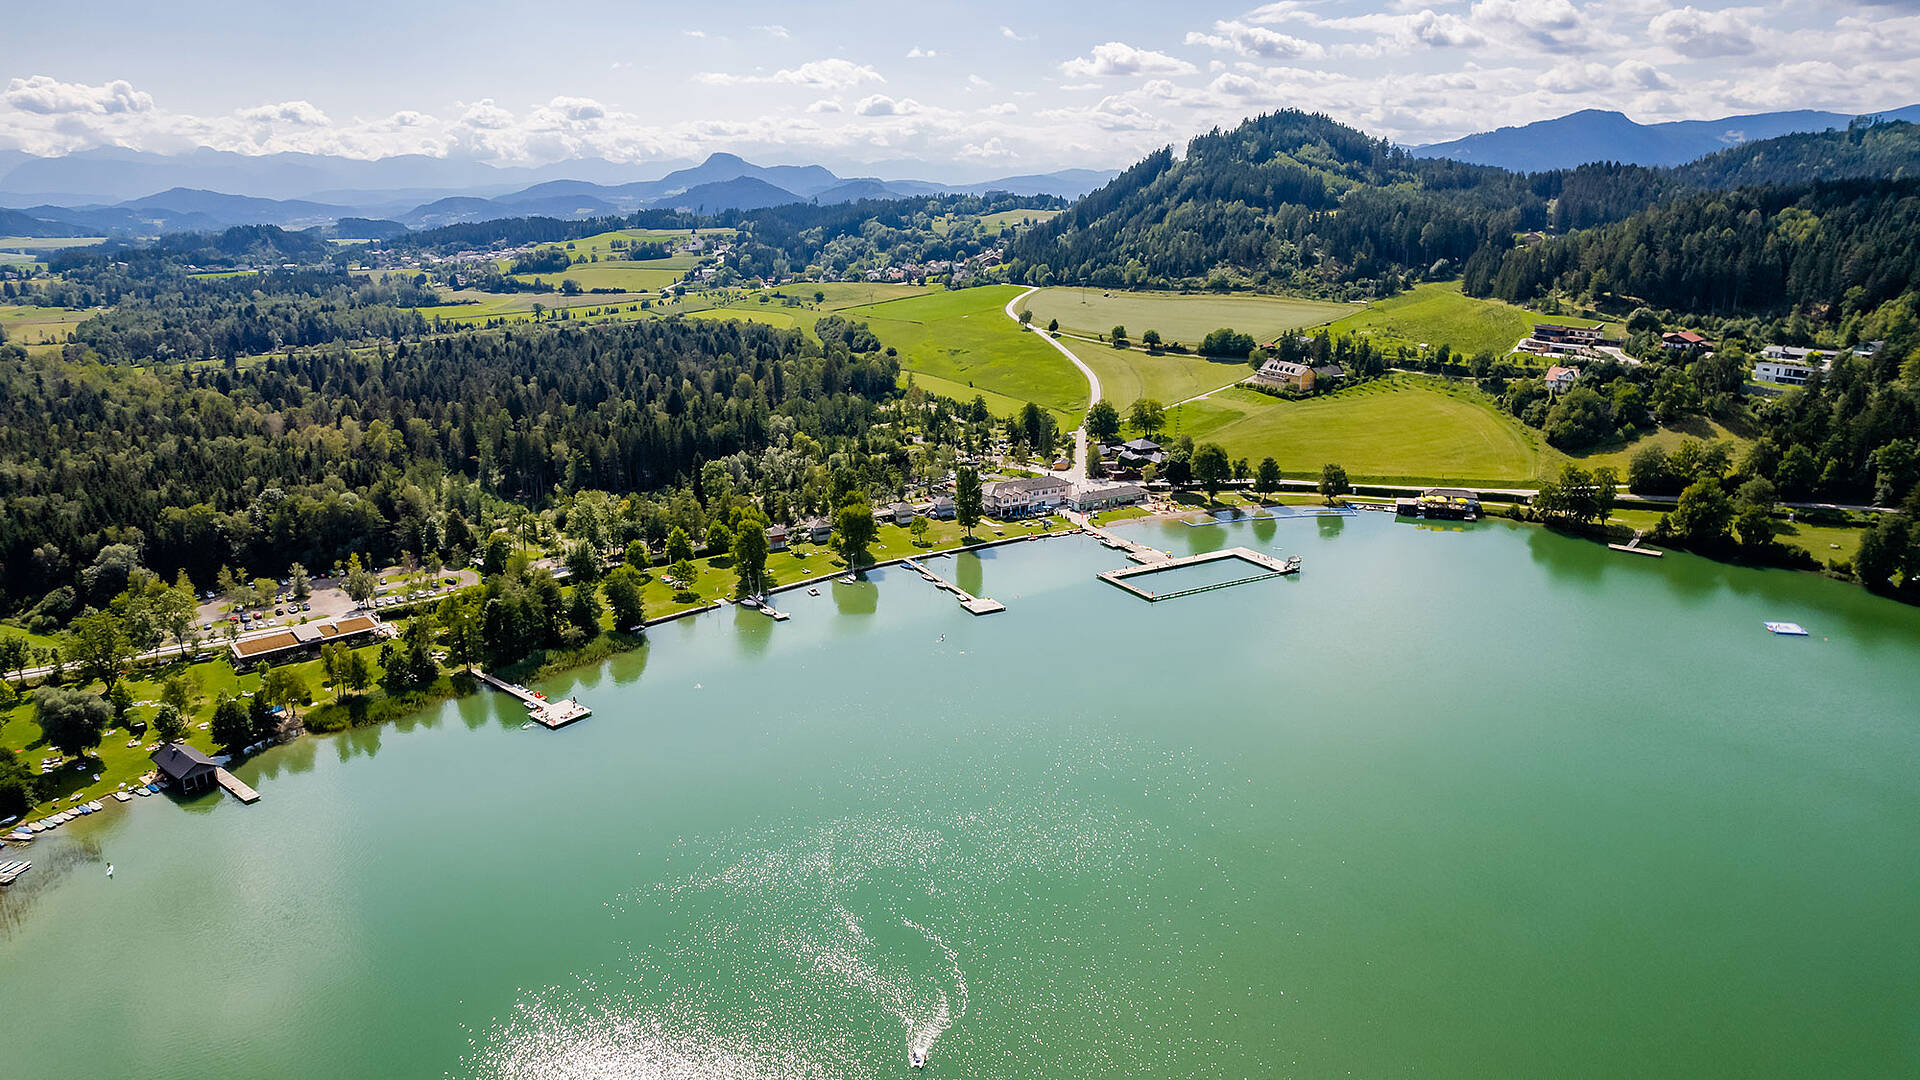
[1567,414,1754,475]
[842,284,1088,422]
[1017,287,1348,345]
[0,640,392,820]
[1159,373,1551,486]
[1325,281,1620,357]
[1060,336,1252,408]
[509,258,700,294]
[0,304,91,350]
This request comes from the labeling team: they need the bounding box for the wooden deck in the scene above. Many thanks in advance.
[1099,547,1300,601]
[214,768,259,804]
[901,557,1006,615]
[476,671,593,729]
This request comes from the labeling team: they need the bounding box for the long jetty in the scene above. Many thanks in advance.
[901,557,1005,615]
[213,767,259,804]
[475,670,593,729]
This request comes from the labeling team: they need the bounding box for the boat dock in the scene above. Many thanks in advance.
[1099,547,1301,602]
[213,768,259,804]
[901,557,1006,615]
[1609,533,1663,557]
[475,671,594,729]
[1083,524,1170,564]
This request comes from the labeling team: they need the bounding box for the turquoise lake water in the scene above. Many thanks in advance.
[2,514,1917,1078]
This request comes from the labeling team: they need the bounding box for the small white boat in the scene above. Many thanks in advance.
[808,587,820,596]
[739,596,760,609]
[1764,621,1809,636]
[910,1049,927,1068]
[837,575,856,585]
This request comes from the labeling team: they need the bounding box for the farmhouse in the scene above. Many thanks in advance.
[151,742,220,797]
[228,614,386,667]
[1254,358,1315,391]
[1544,365,1581,394]
[984,475,1070,518]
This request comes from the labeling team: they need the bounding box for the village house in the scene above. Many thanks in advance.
[889,501,916,526]
[1255,357,1316,391]
[151,742,220,797]
[983,475,1070,518]
[804,516,834,544]
[765,523,789,552]
[927,495,957,520]
[1544,365,1581,394]
[1109,438,1165,470]
[1661,330,1714,353]
[1519,323,1606,357]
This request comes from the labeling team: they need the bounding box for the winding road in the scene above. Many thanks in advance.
[1005,286,1100,483]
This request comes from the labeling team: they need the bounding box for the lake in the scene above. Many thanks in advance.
[3,514,1917,1079]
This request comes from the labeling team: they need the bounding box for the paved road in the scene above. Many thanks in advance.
[1006,286,1099,484]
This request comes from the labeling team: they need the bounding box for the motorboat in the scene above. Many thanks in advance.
[808,587,820,596]
[910,1049,927,1068]
[837,575,857,585]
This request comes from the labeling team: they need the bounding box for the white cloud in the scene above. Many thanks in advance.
[695,58,884,89]
[806,99,842,113]
[459,98,514,130]
[1648,6,1760,57]
[237,100,331,126]
[683,29,708,39]
[1000,25,1027,42]
[1060,41,1197,78]
[907,46,938,58]
[854,94,920,116]
[752,24,789,38]
[1468,0,1598,53]
[1186,20,1325,61]
[5,75,153,115]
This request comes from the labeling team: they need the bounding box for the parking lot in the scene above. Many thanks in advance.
[193,567,482,639]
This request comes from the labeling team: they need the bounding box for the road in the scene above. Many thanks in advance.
[1006,286,1099,484]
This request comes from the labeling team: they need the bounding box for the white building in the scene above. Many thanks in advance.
[983,475,1070,518]
[1756,345,1835,385]
[1069,481,1148,512]
[1544,365,1581,394]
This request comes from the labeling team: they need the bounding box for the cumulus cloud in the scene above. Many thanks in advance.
[696,58,884,89]
[1060,41,1197,78]
[237,100,331,126]
[5,75,153,115]
[806,99,842,113]
[1648,5,1760,57]
[854,94,920,116]
[907,46,937,58]
[1186,20,1324,60]
[1000,25,1027,42]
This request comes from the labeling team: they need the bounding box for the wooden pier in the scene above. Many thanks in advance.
[1609,533,1664,558]
[1099,547,1300,602]
[476,671,593,729]
[1083,524,1170,564]
[213,768,259,804]
[901,557,1006,615]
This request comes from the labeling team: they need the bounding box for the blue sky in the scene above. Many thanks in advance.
[6,0,1920,175]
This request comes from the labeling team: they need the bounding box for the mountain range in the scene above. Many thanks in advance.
[1414,104,1920,172]
[0,151,1117,236]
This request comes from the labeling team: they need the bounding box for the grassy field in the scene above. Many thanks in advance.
[1159,374,1552,485]
[1016,287,1348,345]
[1325,281,1620,357]
[0,236,105,252]
[543,227,731,261]
[843,284,1088,421]
[977,209,1063,231]
[1569,414,1754,474]
[0,304,90,350]
[422,281,936,332]
[1060,336,1251,408]
[510,263,688,293]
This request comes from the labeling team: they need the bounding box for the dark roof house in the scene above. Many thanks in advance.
[151,742,220,796]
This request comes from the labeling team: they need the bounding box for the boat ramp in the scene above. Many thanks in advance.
[475,671,593,729]
[900,557,1005,615]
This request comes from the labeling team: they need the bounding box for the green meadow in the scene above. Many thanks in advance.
[1325,281,1620,357]
[0,236,106,252]
[1159,374,1551,486]
[1062,336,1252,408]
[841,284,1087,422]
[1016,286,1348,345]
[0,305,91,351]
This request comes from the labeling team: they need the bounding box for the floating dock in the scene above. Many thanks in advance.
[901,557,1005,615]
[1099,547,1300,602]
[476,671,593,729]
